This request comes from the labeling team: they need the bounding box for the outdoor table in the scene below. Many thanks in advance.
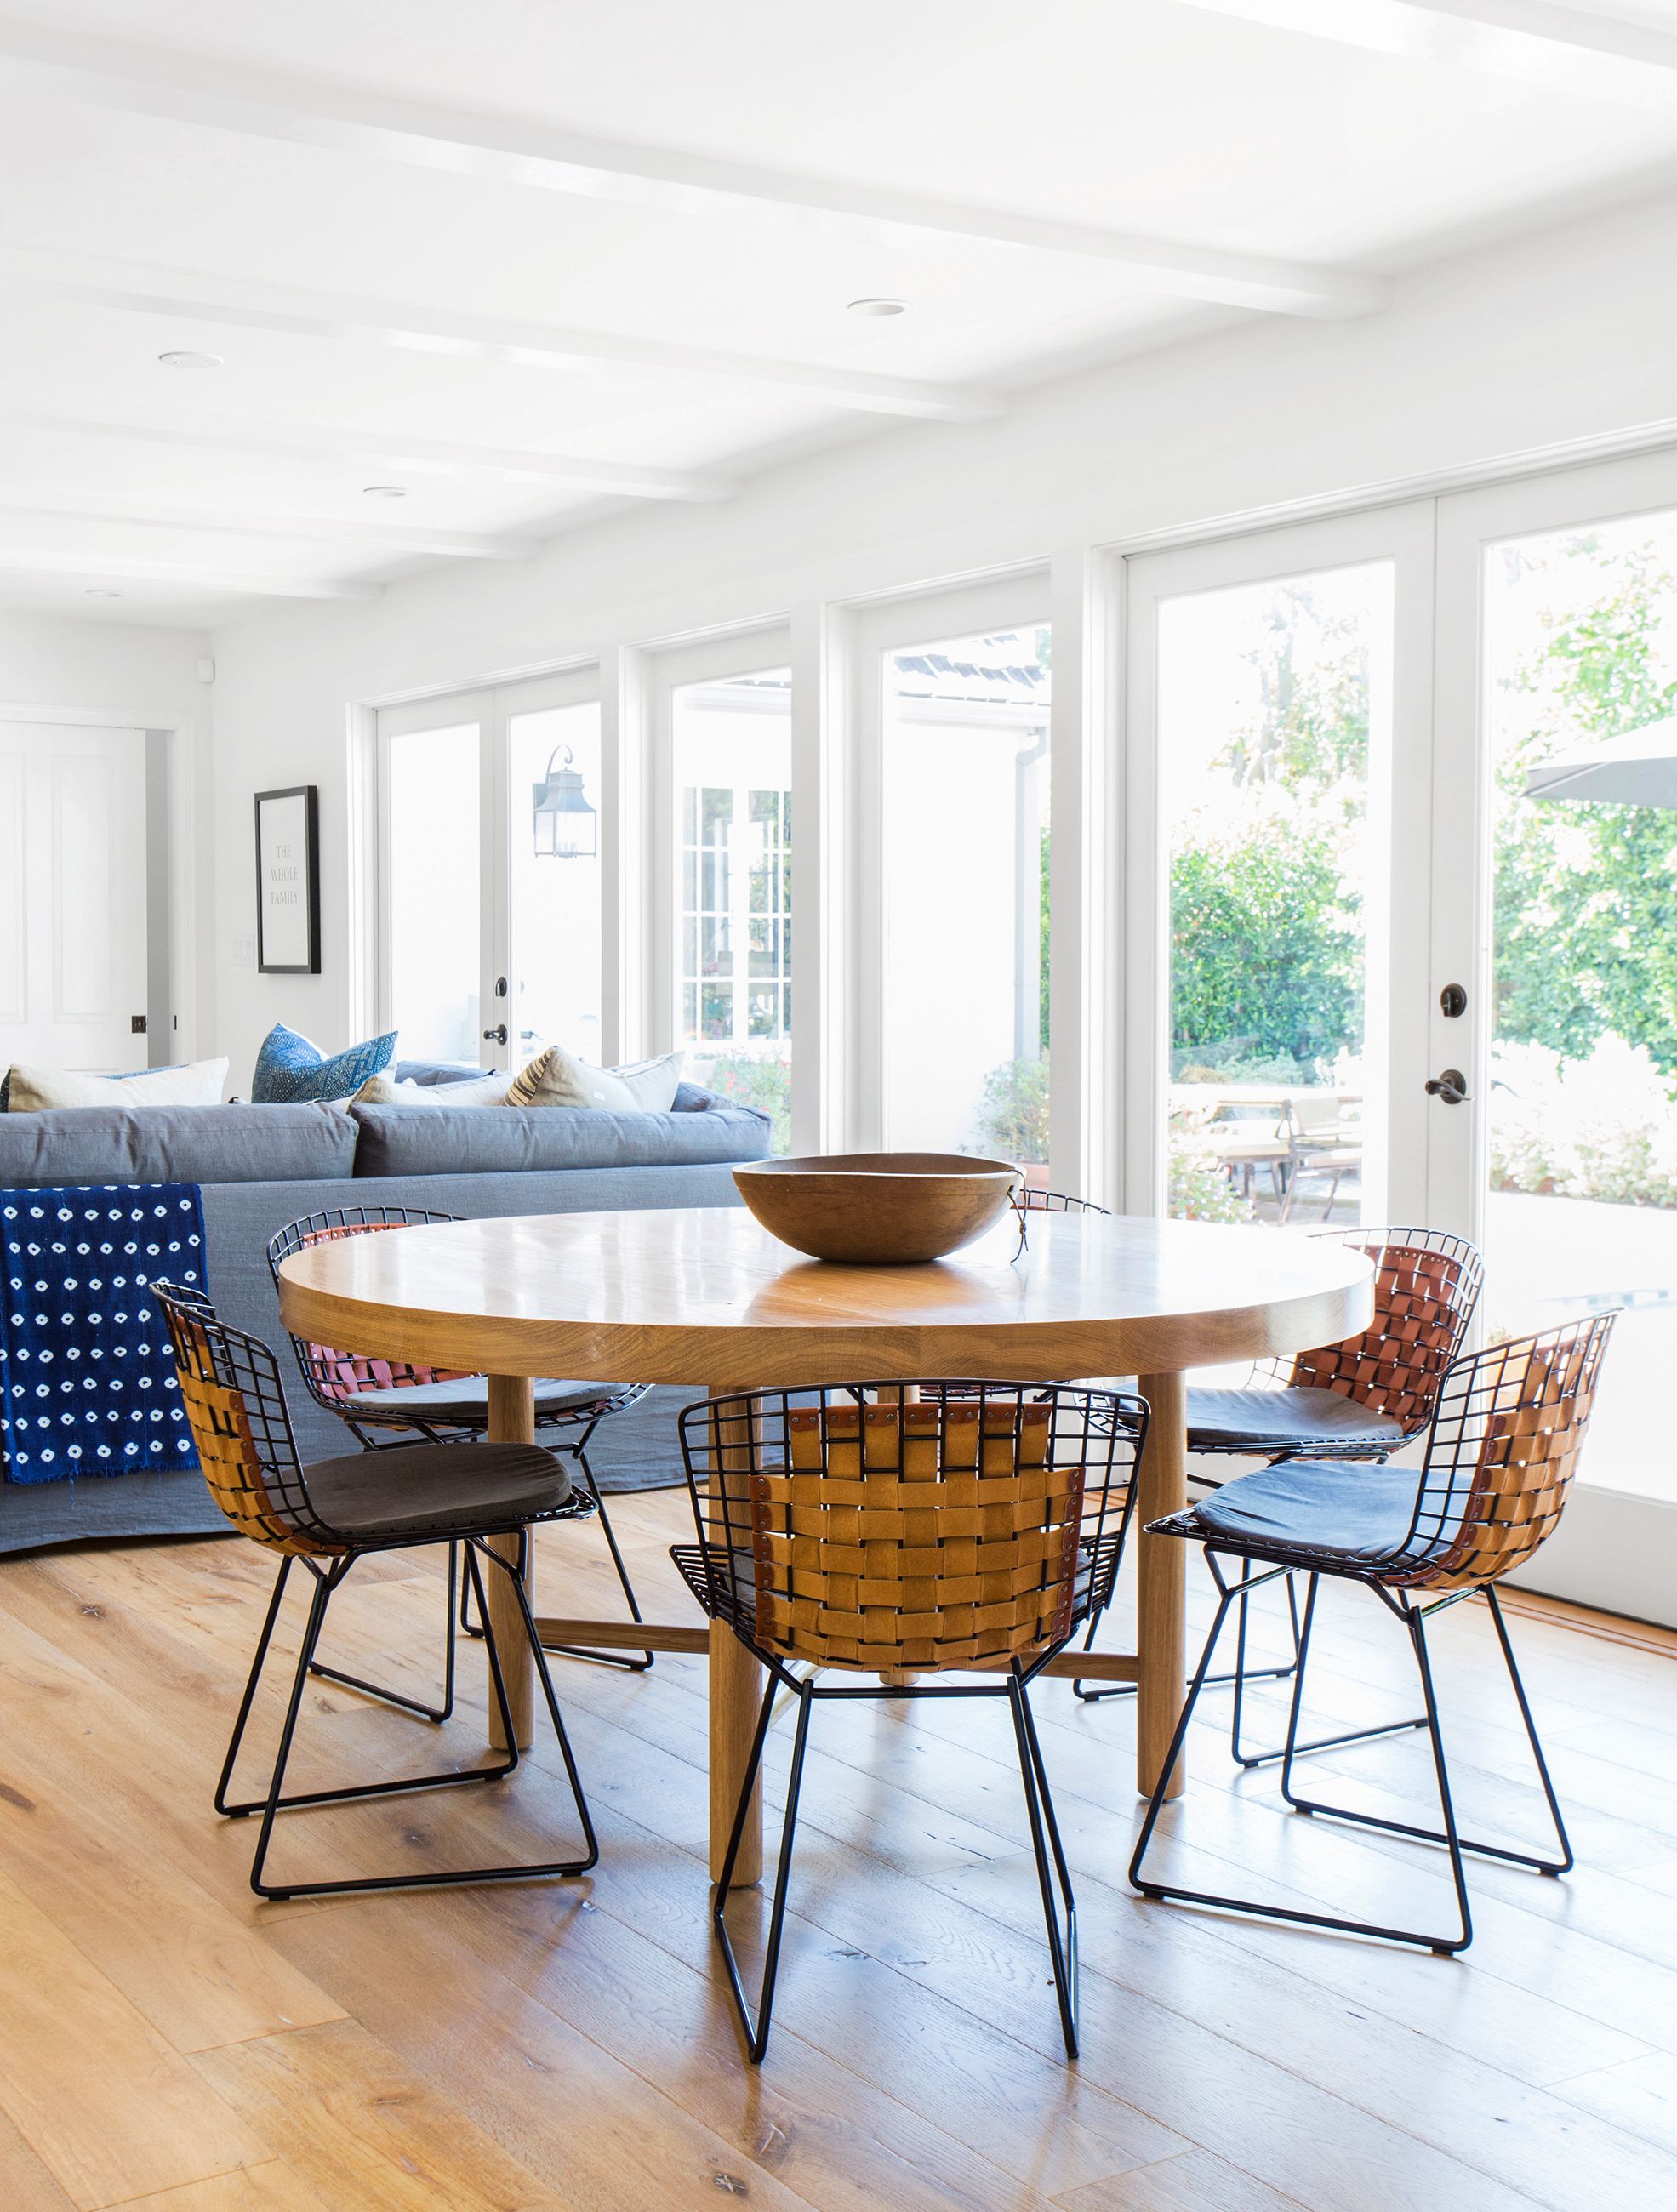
[278,1205,1372,1886]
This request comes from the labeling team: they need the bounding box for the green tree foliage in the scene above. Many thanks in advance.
[1493,544,1677,1073]
[1172,583,1367,1072]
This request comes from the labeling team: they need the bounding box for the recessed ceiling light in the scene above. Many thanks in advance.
[362,484,408,499]
[847,298,908,317]
[84,587,123,598]
[157,350,224,369]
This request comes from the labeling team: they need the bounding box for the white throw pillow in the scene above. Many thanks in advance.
[353,1069,511,1107]
[4,1056,230,1111]
[503,1045,683,1113]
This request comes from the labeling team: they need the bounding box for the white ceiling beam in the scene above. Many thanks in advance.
[1172,2,1677,111]
[0,253,1002,425]
[0,496,542,560]
[9,411,739,501]
[0,545,377,599]
[0,14,1386,319]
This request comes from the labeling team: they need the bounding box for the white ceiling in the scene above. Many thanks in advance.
[3,0,1677,624]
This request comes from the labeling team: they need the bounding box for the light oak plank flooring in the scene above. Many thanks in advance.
[0,1497,1674,2211]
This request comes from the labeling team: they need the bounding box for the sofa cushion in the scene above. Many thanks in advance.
[353,1069,511,1107]
[5,1057,228,1111]
[350,1103,769,1177]
[252,1022,396,1104]
[0,1103,357,1189]
[391,1058,489,1087]
[504,1044,682,1113]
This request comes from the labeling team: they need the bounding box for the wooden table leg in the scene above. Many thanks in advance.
[708,1379,763,1889]
[1135,1369,1188,1801]
[485,1374,536,1753]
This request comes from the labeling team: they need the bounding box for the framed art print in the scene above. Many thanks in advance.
[254,785,321,974]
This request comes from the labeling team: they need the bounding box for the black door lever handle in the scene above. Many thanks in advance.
[1425,1069,1469,1104]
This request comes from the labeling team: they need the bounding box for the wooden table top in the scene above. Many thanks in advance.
[277,1206,1374,1389]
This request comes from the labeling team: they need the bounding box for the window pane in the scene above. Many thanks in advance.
[673,667,792,1151]
[387,721,480,1063]
[1483,515,1677,1501]
[881,627,1051,1165]
[1159,569,1389,1227]
[509,701,602,1065]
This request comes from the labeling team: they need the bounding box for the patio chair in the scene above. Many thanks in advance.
[671,1382,1145,2061]
[1277,1092,1363,1223]
[1130,1314,1617,1954]
[267,1206,654,1673]
[152,1280,598,1901]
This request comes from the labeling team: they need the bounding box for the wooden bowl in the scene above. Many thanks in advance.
[733,1152,1022,1264]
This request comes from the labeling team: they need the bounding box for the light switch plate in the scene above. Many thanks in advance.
[233,932,255,969]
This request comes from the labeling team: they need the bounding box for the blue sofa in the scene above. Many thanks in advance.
[0,1080,770,1550]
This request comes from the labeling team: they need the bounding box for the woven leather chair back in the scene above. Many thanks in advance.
[681,1384,1143,1673]
[1287,1228,1483,1436]
[268,1207,471,1409]
[1399,1315,1615,1591]
[154,1282,337,1558]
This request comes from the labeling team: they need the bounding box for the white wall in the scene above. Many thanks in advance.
[0,613,214,1063]
[204,188,1677,1085]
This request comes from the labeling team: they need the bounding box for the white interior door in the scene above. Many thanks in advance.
[1435,450,1677,1624]
[0,722,148,1074]
[1123,507,1437,1228]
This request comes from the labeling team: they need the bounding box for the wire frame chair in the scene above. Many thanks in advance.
[1130,1313,1617,1954]
[672,1380,1146,2062]
[152,1280,598,1900]
[1077,1224,1486,1730]
[267,1205,654,1673]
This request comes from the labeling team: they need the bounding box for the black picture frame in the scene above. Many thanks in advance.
[254,785,321,974]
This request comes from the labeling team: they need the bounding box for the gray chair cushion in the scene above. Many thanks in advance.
[303,1440,572,1541]
[1171,1458,1432,1569]
[340,1376,632,1425]
[349,1103,770,1177]
[1184,1385,1405,1456]
[0,1103,357,1189]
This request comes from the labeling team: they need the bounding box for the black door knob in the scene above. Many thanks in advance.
[482,1023,508,1046]
[1425,1069,1468,1104]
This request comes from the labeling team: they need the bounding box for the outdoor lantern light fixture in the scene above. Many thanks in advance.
[533,746,597,858]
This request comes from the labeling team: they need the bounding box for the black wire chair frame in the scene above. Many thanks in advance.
[1075,1223,1485,1736]
[267,1205,655,1674]
[152,1280,599,1900]
[1129,1314,1617,1954]
[673,1380,1146,2062]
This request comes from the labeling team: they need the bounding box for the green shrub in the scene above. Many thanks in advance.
[705,1052,792,1154]
[974,1056,1050,1164]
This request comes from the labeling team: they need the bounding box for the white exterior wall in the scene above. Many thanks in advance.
[203,189,1677,1091]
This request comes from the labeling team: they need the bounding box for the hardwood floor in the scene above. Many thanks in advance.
[2,1495,1675,2211]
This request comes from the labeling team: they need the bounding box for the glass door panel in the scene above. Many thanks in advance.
[1480,505,1677,1506]
[508,698,603,1065]
[1157,566,1392,1227]
[670,666,792,1150]
[879,626,1051,1165]
[383,716,482,1065]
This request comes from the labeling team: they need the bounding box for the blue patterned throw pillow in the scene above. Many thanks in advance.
[251,1023,396,1104]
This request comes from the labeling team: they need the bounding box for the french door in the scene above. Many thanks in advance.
[1434,451,1677,1623]
[1124,506,1439,1231]
[375,670,603,1073]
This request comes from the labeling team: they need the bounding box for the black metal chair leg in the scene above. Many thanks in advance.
[215,1554,294,1816]
[308,1540,459,1722]
[470,1539,599,1874]
[1134,1571,1475,1953]
[1486,1586,1573,1875]
[537,1456,655,1673]
[1232,1562,1426,1770]
[714,1678,812,2065]
[1129,1575,1242,1899]
[1007,1672,1078,2059]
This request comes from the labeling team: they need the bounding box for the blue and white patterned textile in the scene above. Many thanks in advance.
[251,1022,396,1104]
[1,1183,204,1484]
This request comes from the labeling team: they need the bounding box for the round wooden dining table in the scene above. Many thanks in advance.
[278,1203,1372,1887]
